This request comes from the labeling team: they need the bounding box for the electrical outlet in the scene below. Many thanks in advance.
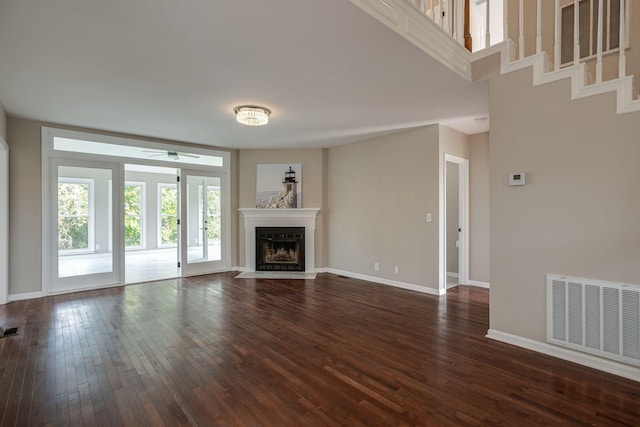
[426,213,432,222]
[374,262,379,271]
[394,266,399,274]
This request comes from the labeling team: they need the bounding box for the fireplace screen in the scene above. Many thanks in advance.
[256,227,305,271]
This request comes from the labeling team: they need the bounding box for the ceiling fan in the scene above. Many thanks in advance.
[143,150,200,160]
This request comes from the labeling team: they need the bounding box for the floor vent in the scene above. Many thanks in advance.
[548,275,640,367]
[0,327,18,338]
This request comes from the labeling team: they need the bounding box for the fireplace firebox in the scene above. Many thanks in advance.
[256,227,305,271]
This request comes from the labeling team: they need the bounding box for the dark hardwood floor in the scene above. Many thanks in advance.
[0,272,638,426]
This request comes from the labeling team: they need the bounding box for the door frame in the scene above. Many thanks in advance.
[440,153,469,294]
[0,136,8,304]
[180,169,230,276]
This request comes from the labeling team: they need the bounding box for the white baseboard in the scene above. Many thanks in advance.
[326,268,443,296]
[468,280,490,289]
[486,329,640,383]
[8,291,44,302]
[446,272,459,278]
[315,267,328,273]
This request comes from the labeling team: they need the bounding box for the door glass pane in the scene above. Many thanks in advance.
[159,185,178,246]
[207,182,221,261]
[124,183,143,247]
[58,166,113,277]
[186,175,221,263]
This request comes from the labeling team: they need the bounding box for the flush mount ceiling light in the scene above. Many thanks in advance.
[234,105,271,126]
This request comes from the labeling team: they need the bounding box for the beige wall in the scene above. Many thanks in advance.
[469,132,490,284]
[327,125,441,290]
[237,149,326,269]
[7,118,41,295]
[490,66,640,342]
[507,0,640,83]
[6,117,238,296]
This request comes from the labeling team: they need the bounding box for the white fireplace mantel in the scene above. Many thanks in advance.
[239,208,320,273]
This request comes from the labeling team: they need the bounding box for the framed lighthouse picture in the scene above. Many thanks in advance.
[256,163,302,208]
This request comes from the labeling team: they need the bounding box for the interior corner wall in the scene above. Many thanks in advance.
[0,103,6,141]
[237,148,326,269]
[6,117,238,297]
[490,66,640,343]
[469,132,490,284]
[326,125,440,291]
[7,117,42,295]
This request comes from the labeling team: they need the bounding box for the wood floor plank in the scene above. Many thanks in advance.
[0,272,638,426]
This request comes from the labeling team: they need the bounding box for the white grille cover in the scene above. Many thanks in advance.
[548,275,640,367]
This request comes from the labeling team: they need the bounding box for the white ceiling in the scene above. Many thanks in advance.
[0,0,489,149]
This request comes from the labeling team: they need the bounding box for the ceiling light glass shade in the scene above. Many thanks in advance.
[234,105,271,126]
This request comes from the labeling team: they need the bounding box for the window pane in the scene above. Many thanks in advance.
[58,216,89,250]
[58,182,89,250]
[57,166,112,278]
[160,186,178,245]
[124,185,142,247]
[207,186,221,242]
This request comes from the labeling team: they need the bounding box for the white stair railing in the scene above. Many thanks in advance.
[408,0,504,52]
[406,0,631,82]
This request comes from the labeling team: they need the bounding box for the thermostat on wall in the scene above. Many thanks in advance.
[509,172,526,186]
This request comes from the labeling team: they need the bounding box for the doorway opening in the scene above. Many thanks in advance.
[124,164,179,284]
[446,161,460,289]
[441,154,469,293]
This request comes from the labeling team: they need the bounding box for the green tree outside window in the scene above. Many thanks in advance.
[160,186,178,245]
[124,184,143,247]
[58,181,90,250]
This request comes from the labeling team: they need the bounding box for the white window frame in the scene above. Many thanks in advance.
[561,0,631,65]
[124,181,146,250]
[157,183,178,248]
[57,177,95,254]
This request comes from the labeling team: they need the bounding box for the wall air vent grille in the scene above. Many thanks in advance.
[548,275,640,367]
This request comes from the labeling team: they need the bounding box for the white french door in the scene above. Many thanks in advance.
[49,158,122,293]
[180,170,228,275]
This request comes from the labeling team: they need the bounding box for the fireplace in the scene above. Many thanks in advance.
[256,227,305,271]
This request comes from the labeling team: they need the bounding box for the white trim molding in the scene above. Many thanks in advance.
[0,136,8,305]
[326,268,443,296]
[348,0,471,80]
[474,40,640,116]
[440,154,469,295]
[486,329,640,383]
[8,291,44,302]
[468,280,490,289]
